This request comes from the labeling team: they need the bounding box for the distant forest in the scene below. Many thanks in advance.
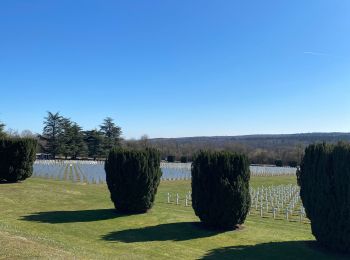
[125,133,350,166]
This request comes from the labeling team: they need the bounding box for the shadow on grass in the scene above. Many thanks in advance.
[21,209,127,223]
[0,180,19,184]
[102,222,227,242]
[200,241,349,260]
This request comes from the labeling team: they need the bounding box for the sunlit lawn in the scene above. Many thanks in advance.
[0,176,348,259]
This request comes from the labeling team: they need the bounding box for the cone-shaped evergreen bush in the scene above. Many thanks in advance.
[167,155,175,162]
[0,138,37,182]
[191,151,251,230]
[297,143,350,253]
[105,147,162,213]
[180,156,188,163]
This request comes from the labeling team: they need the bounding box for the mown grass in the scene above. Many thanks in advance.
[0,176,348,259]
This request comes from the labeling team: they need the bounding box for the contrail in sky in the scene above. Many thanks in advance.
[303,51,338,58]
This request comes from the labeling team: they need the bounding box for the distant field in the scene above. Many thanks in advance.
[0,176,348,259]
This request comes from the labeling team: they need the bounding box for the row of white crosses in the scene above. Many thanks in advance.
[249,184,306,222]
[33,160,106,184]
[165,184,307,223]
[250,166,297,177]
[34,160,103,166]
[167,191,192,207]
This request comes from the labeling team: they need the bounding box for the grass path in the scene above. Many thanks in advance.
[0,176,348,259]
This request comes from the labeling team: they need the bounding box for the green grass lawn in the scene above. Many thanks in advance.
[0,176,348,259]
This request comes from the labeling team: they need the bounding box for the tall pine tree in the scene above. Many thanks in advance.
[84,129,104,160]
[100,117,122,155]
[59,118,87,159]
[0,121,6,138]
[68,123,87,159]
[59,117,73,159]
[42,112,63,158]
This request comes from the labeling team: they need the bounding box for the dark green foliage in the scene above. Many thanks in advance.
[100,117,122,155]
[84,130,104,160]
[105,148,162,213]
[275,160,283,167]
[57,118,87,159]
[191,151,251,230]
[167,155,175,162]
[288,161,298,168]
[41,113,122,159]
[66,123,87,159]
[0,121,6,138]
[0,138,37,182]
[42,111,63,158]
[58,117,73,159]
[297,143,350,253]
[180,156,188,163]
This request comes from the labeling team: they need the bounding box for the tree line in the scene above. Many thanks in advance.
[1,116,303,164]
[124,138,303,166]
[40,112,122,159]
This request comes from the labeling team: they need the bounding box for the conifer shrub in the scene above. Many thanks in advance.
[275,159,283,167]
[0,138,37,182]
[105,147,162,213]
[288,161,298,168]
[297,143,350,253]
[167,155,175,162]
[191,151,251,230]
[180,156,188,163]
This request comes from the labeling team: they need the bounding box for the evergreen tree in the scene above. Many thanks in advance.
[0,121,6,138]
[275,159,283,167]
[100,117,122,154]
[84,129,104,160]
[297,143,350,253]
[180,156,188,163]
[68,123,87,159]
[288,161,298,167]
[192,151,251,230]
[105,148,162,213]
[42,112,63,158]
[59,117,73,159]
[59,118,87,159]
[167,155,176,162]
[0,138,37,182]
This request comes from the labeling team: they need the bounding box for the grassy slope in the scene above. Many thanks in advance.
[0,176,347,259]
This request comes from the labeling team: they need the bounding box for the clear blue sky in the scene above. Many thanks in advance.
[1,1,350,139]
